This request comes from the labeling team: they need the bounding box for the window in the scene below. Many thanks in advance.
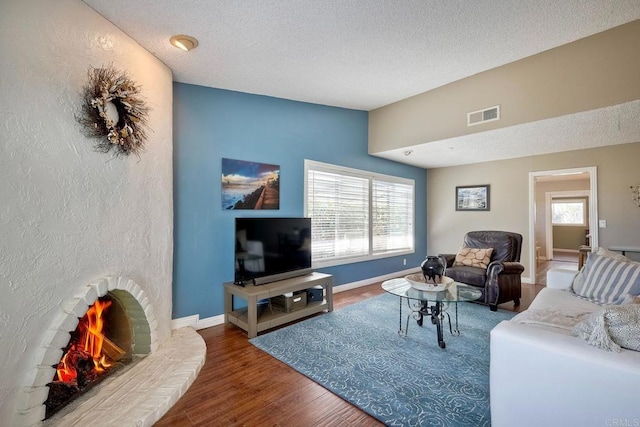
[551,198,587,226]
[305,160,414,267]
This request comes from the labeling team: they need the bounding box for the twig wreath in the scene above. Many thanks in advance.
[78,65,150,157]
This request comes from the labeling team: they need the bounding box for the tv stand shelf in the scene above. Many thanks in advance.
[224,272,333,338]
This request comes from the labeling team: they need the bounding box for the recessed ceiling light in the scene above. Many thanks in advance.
[170,35,199,51]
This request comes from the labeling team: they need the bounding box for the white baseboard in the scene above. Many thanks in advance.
[168,266,542,329]
[553,248,579,253]
[171,268,422,330]
[333,267,420,293]
[171,315,198,330]
[171,267,536,329]
[171,313,225,331]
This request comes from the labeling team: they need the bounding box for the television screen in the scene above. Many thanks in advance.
[234,217,312,285]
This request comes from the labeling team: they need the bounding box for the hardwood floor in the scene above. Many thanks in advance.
[156,280,544,426]
[535,251,579,287]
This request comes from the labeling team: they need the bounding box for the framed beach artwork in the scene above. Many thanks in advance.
[222,158,280,210]
[455,185,490,211]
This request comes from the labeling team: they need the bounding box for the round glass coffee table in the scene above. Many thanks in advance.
[382,277,482,349]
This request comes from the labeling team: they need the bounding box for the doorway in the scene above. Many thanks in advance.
[528,167,598,284]
[544,190,590,262]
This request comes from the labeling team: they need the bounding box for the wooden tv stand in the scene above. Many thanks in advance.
[223,272,333,338]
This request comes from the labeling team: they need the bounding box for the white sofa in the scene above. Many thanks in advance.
[490,268,640,427]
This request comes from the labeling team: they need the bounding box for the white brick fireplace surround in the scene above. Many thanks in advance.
[15,278,206,427]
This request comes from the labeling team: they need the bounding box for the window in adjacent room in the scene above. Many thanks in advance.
[304,160,415,267]
[551,198,587,226]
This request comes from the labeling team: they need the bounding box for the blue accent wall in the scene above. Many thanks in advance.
[173,83,427,319]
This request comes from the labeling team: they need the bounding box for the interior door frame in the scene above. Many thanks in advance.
[545,190,590,260]
[528,166,598,282]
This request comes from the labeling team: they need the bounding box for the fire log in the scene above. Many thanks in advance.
[101,335,127,361]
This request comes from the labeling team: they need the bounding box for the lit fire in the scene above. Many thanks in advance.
[56,299,113,383]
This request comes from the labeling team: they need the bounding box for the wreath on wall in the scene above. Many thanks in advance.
[78,65,150,157]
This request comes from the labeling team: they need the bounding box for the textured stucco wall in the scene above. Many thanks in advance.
[0,0,173,423]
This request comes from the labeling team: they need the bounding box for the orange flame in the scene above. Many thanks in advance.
[56,299,113,382]
[56,347,77,383]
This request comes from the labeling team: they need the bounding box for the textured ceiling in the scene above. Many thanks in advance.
[82,0,640,167]
[377,100,640,168]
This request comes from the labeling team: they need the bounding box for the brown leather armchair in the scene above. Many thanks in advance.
[439,231,524,311]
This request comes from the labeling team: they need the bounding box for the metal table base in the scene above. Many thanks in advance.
[397,297,460,349]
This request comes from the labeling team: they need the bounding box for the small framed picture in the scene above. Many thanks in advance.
[456,185,490,211]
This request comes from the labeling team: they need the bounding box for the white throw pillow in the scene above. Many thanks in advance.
[622,294,640,305]
[593,247,632,263]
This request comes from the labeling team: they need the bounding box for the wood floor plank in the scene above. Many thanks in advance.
[156,276,544,426]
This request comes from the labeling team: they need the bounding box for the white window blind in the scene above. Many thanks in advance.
[305,160,414,267]
[372,180,414,254]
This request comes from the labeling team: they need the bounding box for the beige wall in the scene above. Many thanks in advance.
[553,224,588,251]
[426,143,640,282]
[535,180,590,258]
[370,20,640,153]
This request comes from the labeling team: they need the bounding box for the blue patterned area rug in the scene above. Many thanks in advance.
[250,292,514,427]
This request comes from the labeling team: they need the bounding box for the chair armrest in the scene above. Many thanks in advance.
[546,268,578,290]
[487,261,524,276]
[498,261,524,275]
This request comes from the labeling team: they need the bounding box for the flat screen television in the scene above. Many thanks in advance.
[234,217,312,285]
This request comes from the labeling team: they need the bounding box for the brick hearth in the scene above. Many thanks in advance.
[15,277,205,426]
[47,327,204,426]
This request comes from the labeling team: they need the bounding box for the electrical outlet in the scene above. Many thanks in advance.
[599,219,607,228]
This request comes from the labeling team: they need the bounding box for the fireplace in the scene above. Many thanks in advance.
[44,291,141,419]
[14,277,206,426]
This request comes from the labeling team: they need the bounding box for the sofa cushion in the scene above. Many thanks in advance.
[511,307,591,333]
[573,254,640,305]
[444,265,486,287]
[454,247,493,268]
[573,304,640,352]
[529,288,598,313]
[523,288,598,335]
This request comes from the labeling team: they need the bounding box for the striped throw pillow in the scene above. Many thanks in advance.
[573,254,640,305]
[572,248,632,292]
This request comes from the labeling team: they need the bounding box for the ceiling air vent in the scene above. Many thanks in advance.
[467,105,500,127]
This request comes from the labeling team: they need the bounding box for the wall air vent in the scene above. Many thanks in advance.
[467,105,500,127]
